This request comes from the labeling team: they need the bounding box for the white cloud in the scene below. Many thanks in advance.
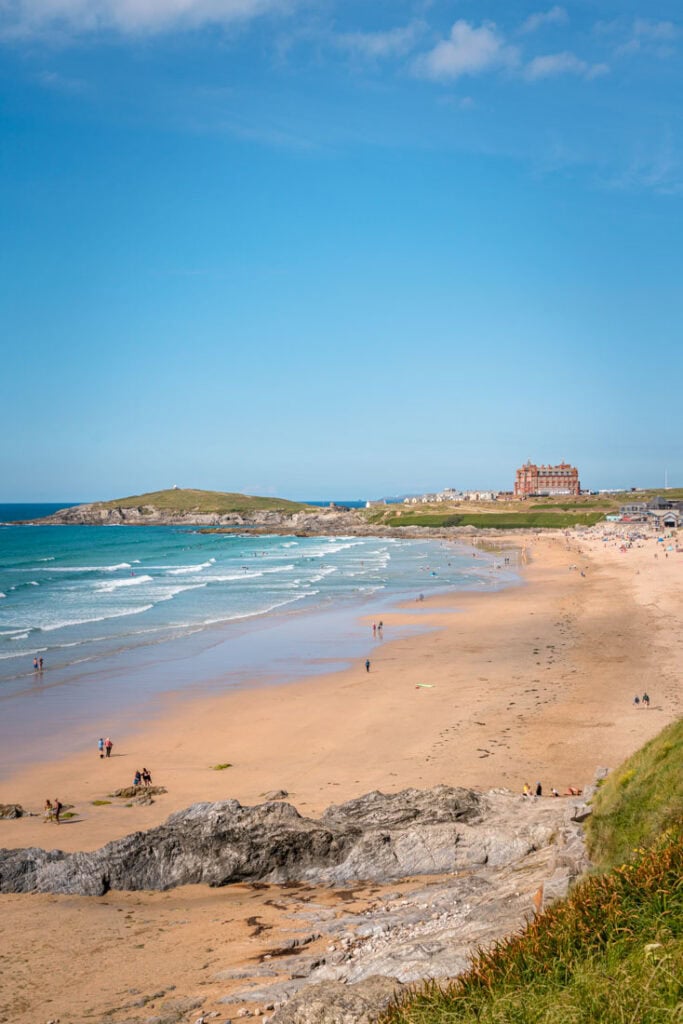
[336,21,424,60]
[519,6,567,35]
[0,0,296,37]
[525,51,608,80]
[414,20,518,80]
[632,18,678,41]
[37,68,87,90]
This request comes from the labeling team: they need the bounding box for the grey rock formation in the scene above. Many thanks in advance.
[0,804,25,819]
[0,787,589,915]
[264,976,403,1024]
[110,785,168,799]
[0,787,486,896]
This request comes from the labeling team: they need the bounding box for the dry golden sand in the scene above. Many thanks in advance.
[0,530,681,1024]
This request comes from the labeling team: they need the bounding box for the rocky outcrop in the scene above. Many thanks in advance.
[0,804,25,819]
[110,785,168,799]
[30,503,366,532]
[0,787,587,900]
[266,977,404,1024]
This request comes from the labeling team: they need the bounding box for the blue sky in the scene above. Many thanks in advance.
[1,0,681,500]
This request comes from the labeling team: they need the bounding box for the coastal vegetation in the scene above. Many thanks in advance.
[97,488,309,515]
[384,719,683,1024]
[377,511,606,529]
[585,717,683,870]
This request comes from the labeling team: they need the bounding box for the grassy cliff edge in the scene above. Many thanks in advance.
[383,719,683,1024]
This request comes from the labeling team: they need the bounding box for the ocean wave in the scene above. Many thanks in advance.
[38,556,55,562]
[202,590,316,625]
[104,562,132,571]
[0,593,5,599]
[94,574,153,592]
[309,566,338,582]
[154,583,208,602]
[40,605,154,631]
[166,559,215,575]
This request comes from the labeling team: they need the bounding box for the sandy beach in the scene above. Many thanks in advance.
[1,527,681,1023]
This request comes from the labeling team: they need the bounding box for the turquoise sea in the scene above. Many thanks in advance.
[0,504,517,771]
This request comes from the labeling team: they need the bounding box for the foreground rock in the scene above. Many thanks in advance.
[0,804,25,819]
[0,786,587,901]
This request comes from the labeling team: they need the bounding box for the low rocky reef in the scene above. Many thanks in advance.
[0,785,589,898]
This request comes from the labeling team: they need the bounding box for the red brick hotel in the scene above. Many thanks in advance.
[514,461,581,497]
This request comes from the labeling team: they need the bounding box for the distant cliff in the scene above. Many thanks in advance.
[30,488,366,531]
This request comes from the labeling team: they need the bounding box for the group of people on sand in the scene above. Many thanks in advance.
[133,768,153,787]
[633,693,651,707]
[98,736,114,758]
[43,798,63,823]
[522,781,581,799]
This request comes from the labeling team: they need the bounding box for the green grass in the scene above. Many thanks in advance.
[212,763,232,770]
[91,799,112,806]
[383,512,605,529]
[585,718,683,871]
[96,488,309,516]
[383,719,683,1024]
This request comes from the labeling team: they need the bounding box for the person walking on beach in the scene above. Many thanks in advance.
[142,768,152,787]
[642,692,650,707]
[365,659,371,673]
[98,737,104,758]
[33,657,38,671]
[53,798,62,824]
[372,623,376,637]
[104,737,113,758]
[43,799,53,822]
[535,781,543,798]
[39,657,43,670]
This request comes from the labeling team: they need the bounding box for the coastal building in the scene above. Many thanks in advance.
[463,490,497,502]
[514,461,580,497]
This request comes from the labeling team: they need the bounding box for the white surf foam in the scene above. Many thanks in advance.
[166,559,215,575]
[94,574,153,593]
[40,605,154,631]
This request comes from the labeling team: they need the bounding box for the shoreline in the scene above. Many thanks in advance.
[0,537,516,777]
[1,527,678,855]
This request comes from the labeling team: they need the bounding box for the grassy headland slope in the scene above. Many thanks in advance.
[586,717,683,870]
[384,719,683,1024]
[96,488,309,515]
[370,508,606,529]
